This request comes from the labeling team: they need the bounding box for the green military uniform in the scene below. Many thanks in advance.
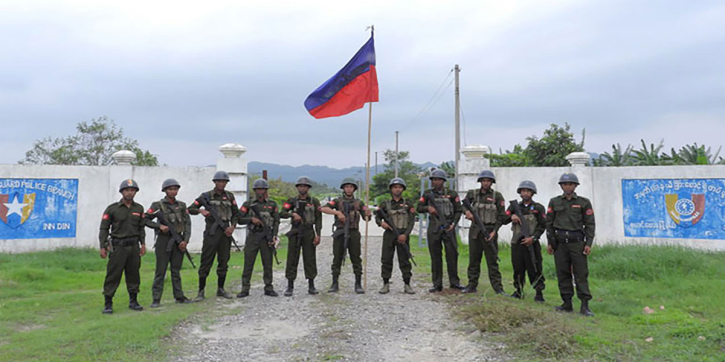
[238,198,280,293]
[503,200,546,294]
[145,197,191,302]
[417,188,463,289]
[280,196,322,283]
[188,189,241,293]
[99,200,146,299]
[463,188,506,292]
[545,193,595,304]
[375,197,416,283]
[325,196,369,278]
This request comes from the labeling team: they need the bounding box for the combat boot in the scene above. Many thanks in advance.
[580,300,594,317]
[328,275,339,293]
[308,279,319,295]
[128,293,144,311]
[534,290,545,303]
[284,279,294,297]
[150,299,161,308]
[450,283,465,291]
[404,283,416,294]
[461,284,477,294]
[354,275,365,294]
[428,285,443,293]
[193,289,205,302]
[216,288,233,299]
[511,289,523,299]
[236,290,249,298]
[176,296,193,304]
[264,289,279,297]
[102,296,113,314]
[379,282,390,294]
[555,299,573,313]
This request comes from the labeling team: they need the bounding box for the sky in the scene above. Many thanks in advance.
[2,0,724,169]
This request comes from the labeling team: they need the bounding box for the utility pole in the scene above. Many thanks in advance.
[394,131,399,178]
[375,151,378,177]
[454,64,460,181]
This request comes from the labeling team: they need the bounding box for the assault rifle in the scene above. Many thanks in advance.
[425,193,458,257]
[462,198,500,261]
[376,207,417,266]
[285,199,309,253]
[509,200,537,273]
[149,211,196,269]
[198,193,242,252]
[332,201,351,266]
[249,203,281,265]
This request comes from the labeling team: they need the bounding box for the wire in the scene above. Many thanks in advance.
[401,69,454,129]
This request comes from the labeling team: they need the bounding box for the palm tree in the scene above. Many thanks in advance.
[599,143,634,166]
[632,139,665,166]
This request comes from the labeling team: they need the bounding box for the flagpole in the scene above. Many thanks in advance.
[364,100,372,292]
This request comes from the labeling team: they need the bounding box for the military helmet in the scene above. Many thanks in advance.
[212,170,230,182]
[252,178,269,189]
[161,178,181,191]
[559,172,580,185]
[516,180,537,194]
[119,179,139,192]
[295,176,313,187]
[429,169,448,180]
[389,177,407,190]
[477,170,496,183]
[340,177,359,190]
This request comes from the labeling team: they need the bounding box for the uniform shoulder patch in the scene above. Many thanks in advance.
[410,207,416,213]
[283,203,292,209]
[241,206,248,213]
[505,210,511,216]
[329,200,336,206]
[547,207,554,213]
[102,213,110,220]
[500,200,505,206]
[586,209,594,215]
[147,208,155,214]
[419,197,425,203]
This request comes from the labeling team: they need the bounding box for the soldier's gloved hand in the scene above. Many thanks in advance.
[583,245,591,256]
[521,236,534,246]
[381,221,392,230]
[464,210,473,220]
[511,214,521,224]
[140,244,146,256]
[313,235,321,246]
[397,235,407,244]
[99,248,108,259]
[199,209,210,218]
[224,226,235,236]
[292,213,302,223]
[251,217,262,226]
[159,224,169,233]
[427,206,437,215]
[547,244,554,255]
[179,241,188,252]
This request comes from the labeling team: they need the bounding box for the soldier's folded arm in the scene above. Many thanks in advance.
[237,202,252,224]
[314,199,323,235]
[187,196,203,215]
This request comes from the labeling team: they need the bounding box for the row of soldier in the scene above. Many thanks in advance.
[99,169,595,317]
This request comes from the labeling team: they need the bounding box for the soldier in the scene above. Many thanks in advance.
[502,180,546,301]
[145,179,193,308]
[98,179,147,314]
[461,170,508,295]
[280,176,323,296]
[237,178,280,297]
[546,172,595,317]
[320,178,372,294]
[417,169,464,292]
[375,177,416,294]
[188,171,241,301]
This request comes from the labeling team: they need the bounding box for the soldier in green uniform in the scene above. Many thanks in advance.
[502,180,546,301]
[98,179,148,314]
[145,179,193,308]
[375,177,416,295]
[417,169,464,292]
[320,178,372,294]
[188,171,241,301]
[461,170,508,295]
[280,176,323,296]
[237,178,280,297]
[545,172,595,316]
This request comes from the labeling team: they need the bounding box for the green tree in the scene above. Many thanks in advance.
[676,143,722,165]
[486,144,528,167]
[597,143,634,167]
[371,149,422,204]
[632,139,665,166]
[524,123,585,166]
[20,116,158,166]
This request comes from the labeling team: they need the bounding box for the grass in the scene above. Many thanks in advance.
[406,236,725,362]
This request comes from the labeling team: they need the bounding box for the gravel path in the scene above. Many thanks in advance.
[171,234,508,362]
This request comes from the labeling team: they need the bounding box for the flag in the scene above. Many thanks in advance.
[304,34,378,119]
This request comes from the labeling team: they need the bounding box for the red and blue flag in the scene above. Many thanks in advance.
[304,34,378,119]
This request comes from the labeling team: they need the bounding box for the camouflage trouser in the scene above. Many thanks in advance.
[103,243,141,298]
[152,236,185,300]
[381,229,412,282]
[467,226,502,292]
[197,231,231,289]
[285,228,318,281]
[241,232,274,292]
[331,229,362,277]
[553,239,591,302]
[427,229,460,288]
[511,239,545,292]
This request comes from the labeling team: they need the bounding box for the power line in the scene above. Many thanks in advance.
[401,69,454,129]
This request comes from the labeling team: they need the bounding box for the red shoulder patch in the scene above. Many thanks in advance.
[147,208,155,214]
[586,209,594,215]
[547,207,554,213]
[232,200,237,205]
[505,210,511,216]
[241,206,248,213]
[283,203,291,209]
[410,207,416,213]
[329,200,336,206]
[419,197,425,203]
[500,200,505,207]
[102,213,110,220]
[194,200,199,205]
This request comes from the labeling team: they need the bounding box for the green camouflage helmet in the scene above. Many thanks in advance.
[119,179,139,192]
[252,178,269,189]
[559,172,580,185]
[295,176,313,187]
[212,170,230,182]
[516,180,537,194]
[429,169,448,180]
[477,170,496,183]
[340,178,359,190]
[389,177,407,190]
[161,178,181,191]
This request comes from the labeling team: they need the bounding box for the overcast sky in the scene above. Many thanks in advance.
[2,0,724,168]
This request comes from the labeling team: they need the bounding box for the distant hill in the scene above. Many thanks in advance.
[249,161,438,188]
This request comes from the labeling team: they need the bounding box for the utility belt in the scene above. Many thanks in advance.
[111,237,140,247]
[554,229,585,243]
